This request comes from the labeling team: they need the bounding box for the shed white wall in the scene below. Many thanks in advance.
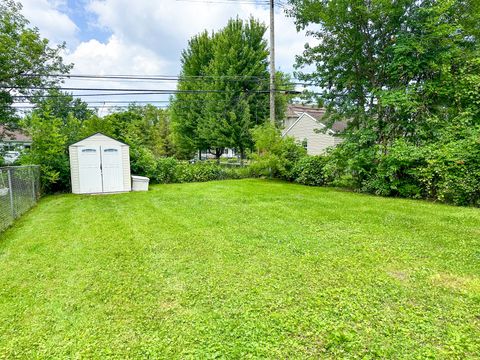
[283,113,336,155]
[69,148,80,193]
[69,133,131,194]
[121,146,131,191]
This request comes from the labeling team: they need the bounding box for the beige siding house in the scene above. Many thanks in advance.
[282,105,346,155]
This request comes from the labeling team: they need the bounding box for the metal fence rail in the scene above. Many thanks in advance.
[0,165,40,232]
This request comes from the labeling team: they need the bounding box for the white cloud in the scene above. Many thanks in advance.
[20,0,79,46]
[66,35,170,75]
[64,35,174,111]
[87,0,308,75]
[19,0,311,107]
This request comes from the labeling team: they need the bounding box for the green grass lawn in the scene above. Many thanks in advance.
[0,179,479,358]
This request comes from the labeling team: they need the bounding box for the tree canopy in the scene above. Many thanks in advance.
[287,0,480,205]
[171,17,291,159]
[0,0,72,126]
[289,0,480,143]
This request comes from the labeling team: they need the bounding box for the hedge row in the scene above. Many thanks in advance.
[132,156,251,184]
[285,136,480,207]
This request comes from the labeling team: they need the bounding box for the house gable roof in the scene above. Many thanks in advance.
[0,126,32,142]
[282,112,336,137]
[285,104,348,133]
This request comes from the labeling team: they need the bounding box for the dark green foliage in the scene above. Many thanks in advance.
[287,0,480,206]
[150,159,250,184]
[129,146,158,180]
[249,123,307,179]
[0,0,72,125]
[20,110,70,193]
[292,156,326,186]
[171,31,214,158]
[172,18,291,158]
[323,127,480,206]
[155,157,178,184]
[175,162,226,183]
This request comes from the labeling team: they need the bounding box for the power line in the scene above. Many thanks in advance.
[8,88,301,99]
[18,73,312,86]
[176,0,270,4]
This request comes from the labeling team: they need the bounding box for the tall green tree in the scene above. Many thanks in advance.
[288,0,480,201]
[0,0,72,126]
[288,0,480,143]
[21,109,70,193]
[171,31,215,158]
[203,18,270,159]
[172,18,291,159]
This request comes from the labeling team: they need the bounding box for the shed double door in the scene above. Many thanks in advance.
[78,145,123,193]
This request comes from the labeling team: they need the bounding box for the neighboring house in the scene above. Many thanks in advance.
[0,126,32,151]
[282,104,347,155]
[0,126,32,164]
[198,148,238,160]
[196,104,346,159]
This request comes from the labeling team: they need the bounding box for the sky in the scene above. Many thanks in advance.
[19,0,311,112]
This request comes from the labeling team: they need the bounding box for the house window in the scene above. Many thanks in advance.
[302,138,308,150]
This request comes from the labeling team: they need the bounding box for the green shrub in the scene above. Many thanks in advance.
[130,146,157,180]
[155,157,178,183]
[417,132,480,206]
[175,162,226,183]
[131,156,251,185]
[292,156,327,186]
[20,112,71,193]
[362,140,425,199]
[321,128,480,206]
[250,123,306,179]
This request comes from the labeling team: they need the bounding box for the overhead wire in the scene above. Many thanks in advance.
[18,73,312,86]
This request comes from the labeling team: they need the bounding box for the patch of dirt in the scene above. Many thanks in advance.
[387,270,410,282]
[430,273,480,293]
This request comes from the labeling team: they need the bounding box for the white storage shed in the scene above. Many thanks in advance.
[69,133,131,194]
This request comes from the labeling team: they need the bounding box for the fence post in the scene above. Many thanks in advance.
[7,168,15,219]
[31,166,36,202]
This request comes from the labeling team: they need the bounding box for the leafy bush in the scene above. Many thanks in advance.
[130,146,157,180]
[250,123,306,179]
[143,158,251,184]
[175,162,226,183]
[155,157,178,183]
[20,112,71,193]
[320,127,480,206]
[417,131,480,206]
[362,140,425,199]
[292,156,327,186]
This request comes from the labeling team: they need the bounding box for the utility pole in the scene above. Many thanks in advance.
[269,0,276,125]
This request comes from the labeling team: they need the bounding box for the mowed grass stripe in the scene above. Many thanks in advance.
[0,179,479,358]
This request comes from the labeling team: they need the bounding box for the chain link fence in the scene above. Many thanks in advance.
[0,165,40,232]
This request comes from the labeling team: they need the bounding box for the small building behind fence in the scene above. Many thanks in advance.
[0,165,40,232]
